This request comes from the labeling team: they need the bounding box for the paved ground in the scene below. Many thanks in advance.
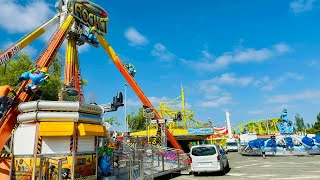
[165,152,320,180]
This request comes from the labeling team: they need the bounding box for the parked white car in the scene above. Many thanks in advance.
[226,141,239,152]
[190,144,230,175]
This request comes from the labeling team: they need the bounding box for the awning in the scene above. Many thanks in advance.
[39,122,74,136]
[78,123,106,137]
[39,122,106,137]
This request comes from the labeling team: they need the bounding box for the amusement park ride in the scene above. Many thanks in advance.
[0,0,183,179]
[157,86,194,129]
[241,109,320,156]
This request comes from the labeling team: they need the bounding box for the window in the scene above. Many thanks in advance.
[227,142,238,146]
[191,146,216,156]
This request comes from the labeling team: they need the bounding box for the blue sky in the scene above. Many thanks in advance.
[1,0,320,131]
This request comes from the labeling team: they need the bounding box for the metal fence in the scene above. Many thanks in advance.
[109,138,188,180]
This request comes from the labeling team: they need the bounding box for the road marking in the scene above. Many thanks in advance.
[177,176,193,179]
[234,159,259,163]
[227,173,246,176]
[306,170,320,173]
[271,176,320,180]
[234,163,261,169]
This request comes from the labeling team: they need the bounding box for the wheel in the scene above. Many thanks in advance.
[220,163,226,175]
[226,161,230,171]
[193,172,199,176]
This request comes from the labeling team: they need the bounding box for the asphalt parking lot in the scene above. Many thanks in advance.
[167,152,320,180]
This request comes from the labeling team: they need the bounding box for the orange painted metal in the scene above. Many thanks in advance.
[97,35,182,151]
[0,15,74,150]
[0,158,11,179]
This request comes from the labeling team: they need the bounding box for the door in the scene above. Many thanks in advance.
[42,137,70,154]
[190,145,219,169]
[78,136,95,152]
[218,145,228,167]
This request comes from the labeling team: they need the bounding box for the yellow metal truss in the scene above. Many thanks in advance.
[235,118,279,135]
[156,87,194,129]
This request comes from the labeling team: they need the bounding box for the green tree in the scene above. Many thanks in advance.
[104,116,121,126]
[295,113,305,132]
[306,123,311,129]
[0,53,33,86]
[307,127,318,134]
[41,57,63,100]
[313,113,320,130]
[0,52,62,100]
[127,107,147,132]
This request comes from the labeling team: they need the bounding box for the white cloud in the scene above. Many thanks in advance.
[151,43,176,61]
[1,41,37,58]
[248,104,292,115]
[201,73,254,87]
[0,0,55,33]
[255,72,303,91]
[78,44,90,54]
[126,98,142,107]
[124,27,149,46]
[148,96,170,106]
[182,43,291,72]
[199,93,233,108]
[267,90,320,103]
[40,23,59,43]
[185,102,192,109]
[290,0,318,13]
[198,72,303,93]
[201,49,214,60]
[248,110,264,115]
[22,45,38,57]
[125,96,170,107]
[273,43,291,53]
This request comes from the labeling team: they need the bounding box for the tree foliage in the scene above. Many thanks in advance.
[0,52,62,100]
[313,113,320,130]
[104,116,121,126]
[306,113,320,134]
[127,107,147,132]
[295,113,305,132]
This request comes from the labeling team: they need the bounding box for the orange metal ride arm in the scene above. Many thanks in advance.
[96,34,182,151]
[0,15,75,150]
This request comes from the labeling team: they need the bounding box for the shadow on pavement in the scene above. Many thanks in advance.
[155,167,232,179]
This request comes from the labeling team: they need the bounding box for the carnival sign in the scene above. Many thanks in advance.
[188,128,214,135]
[71,0,109,34]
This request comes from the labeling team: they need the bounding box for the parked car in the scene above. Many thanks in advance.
[226,141,239,152]
[190,144,229,176]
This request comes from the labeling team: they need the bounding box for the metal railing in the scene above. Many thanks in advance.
[108,138,188,180]
[38,157,67,180]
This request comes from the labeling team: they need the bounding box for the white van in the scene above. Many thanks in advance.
[190,144,229,175]
[226,141,239,152]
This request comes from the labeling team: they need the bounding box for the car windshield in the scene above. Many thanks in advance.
[227,142,238,146]
[191,146,216,156]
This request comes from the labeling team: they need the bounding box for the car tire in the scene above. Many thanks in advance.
[193,172,199,176]
[226,161,230,171]
[220,163,226,175]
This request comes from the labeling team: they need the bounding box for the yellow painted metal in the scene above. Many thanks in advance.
[39,122,106,137]
[16,15,60,49]
[235,118,279,135]
[130,128,189,136]
[0,15,60,65]
[39,122,74,136]
[64,38,78,85]
[78,123,107,137]
[157,86,194,129]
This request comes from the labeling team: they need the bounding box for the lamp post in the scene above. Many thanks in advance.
[125,83,128,134]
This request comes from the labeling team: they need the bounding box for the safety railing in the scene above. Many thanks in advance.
[109,139,188,180]
[38,157,67,180]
